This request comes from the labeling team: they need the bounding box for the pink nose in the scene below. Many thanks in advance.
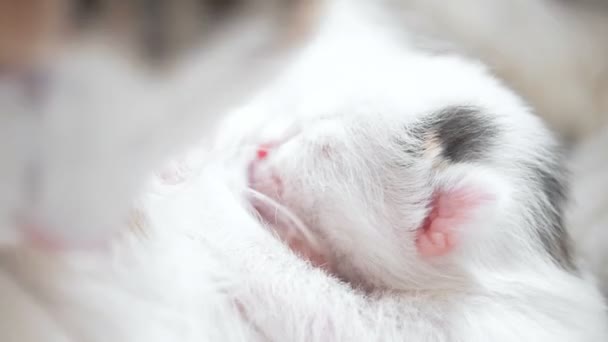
[256,144,274,160]
[256,148,269,160]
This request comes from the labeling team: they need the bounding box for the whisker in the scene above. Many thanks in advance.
[245,188,321,251]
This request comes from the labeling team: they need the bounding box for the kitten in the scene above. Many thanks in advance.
[0,1,605,341]
[213,3,608,339]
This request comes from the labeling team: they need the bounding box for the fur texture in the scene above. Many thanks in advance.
[213,4,607,339]
[0,0,606,341]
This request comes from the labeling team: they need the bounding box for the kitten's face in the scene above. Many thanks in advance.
[0,0,316,248]
[246,114,434,289]
[225,44,570,290]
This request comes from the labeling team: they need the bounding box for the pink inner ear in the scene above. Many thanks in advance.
[416,187,493,257]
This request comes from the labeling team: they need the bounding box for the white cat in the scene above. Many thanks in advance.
[0,0,606,341]
[210,5,607,339]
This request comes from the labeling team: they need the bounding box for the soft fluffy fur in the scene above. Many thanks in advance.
[0,0,607,341]
[383,0,608,301]
[214,4,607,339]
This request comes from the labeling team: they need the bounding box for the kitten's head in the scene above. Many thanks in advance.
[235,51,574,291]
[0,0,318,248]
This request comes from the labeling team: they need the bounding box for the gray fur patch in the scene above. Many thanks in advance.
[432,106,499,163]
[402,106,575,270]
[399,106,497,162]
[528,157,577,272]
[422,106,575,271]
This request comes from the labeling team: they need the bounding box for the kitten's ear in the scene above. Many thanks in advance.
[415,168,508,257]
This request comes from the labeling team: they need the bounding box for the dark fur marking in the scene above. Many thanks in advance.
[406,106,575,271]
[397,106,497,162]
[433,106,498,163]
[528,157,576,272]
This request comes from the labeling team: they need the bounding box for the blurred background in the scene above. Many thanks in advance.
[2,0,607,137]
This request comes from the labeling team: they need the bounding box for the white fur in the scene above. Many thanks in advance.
[0,1,606,341]
[214,2,607,339]
[0,164,252,341]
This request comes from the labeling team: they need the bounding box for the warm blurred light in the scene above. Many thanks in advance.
[0,0,317,71]
[0,0,68,67]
